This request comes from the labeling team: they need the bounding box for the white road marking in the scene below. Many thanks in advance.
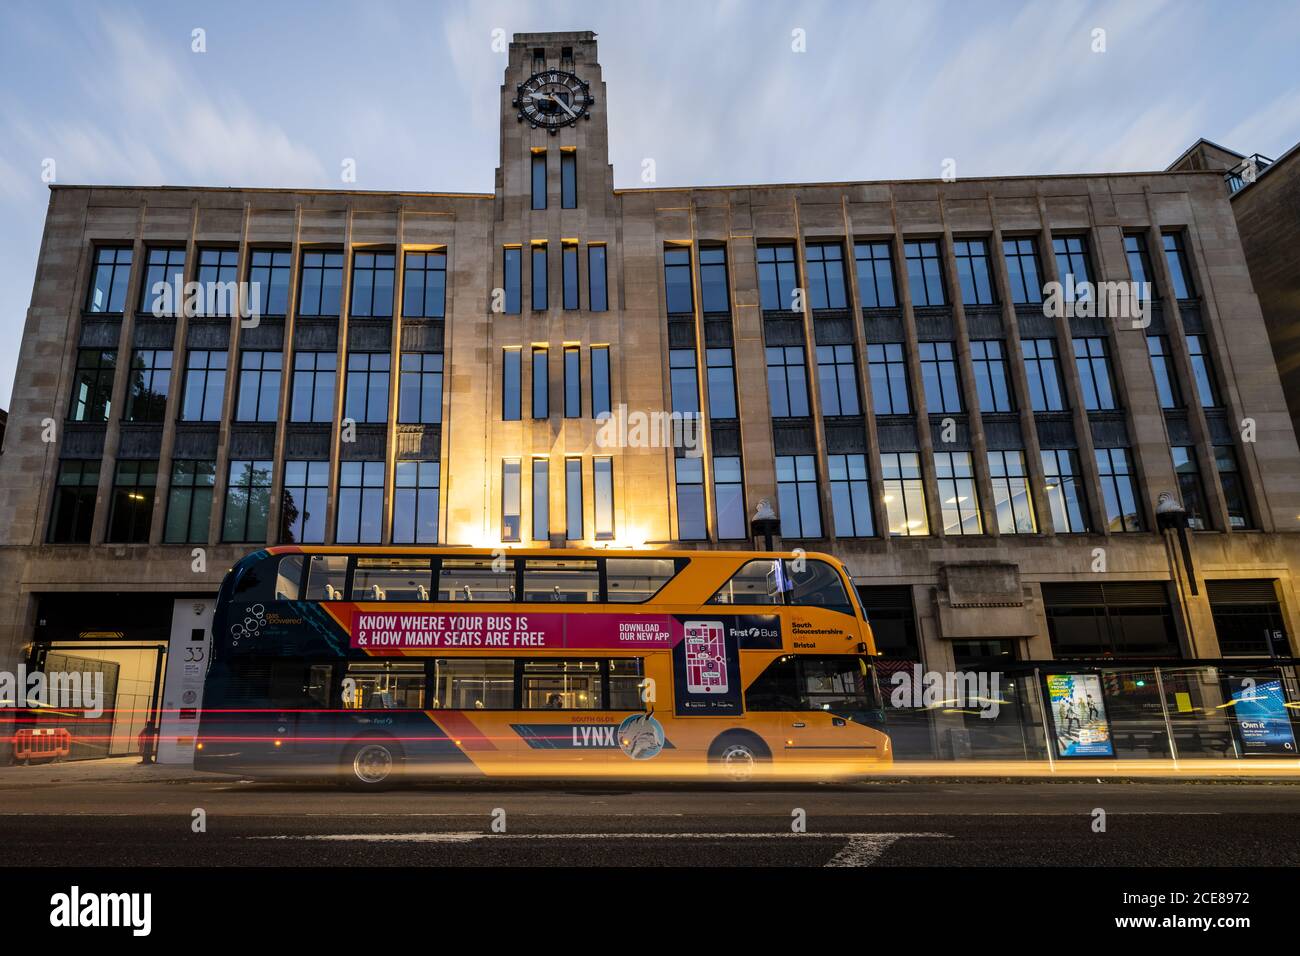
[246,830,951,866]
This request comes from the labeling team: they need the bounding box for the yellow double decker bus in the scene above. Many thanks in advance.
[195,546,891,786]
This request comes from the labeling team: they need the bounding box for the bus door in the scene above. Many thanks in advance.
[784,656,884,764]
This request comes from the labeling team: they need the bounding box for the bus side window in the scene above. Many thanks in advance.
[305,555,348,600]
[708,559,783,605]
[276,555,304,600]
[743,655,801,710]
[605,558,677,603]
[785,560,853,615]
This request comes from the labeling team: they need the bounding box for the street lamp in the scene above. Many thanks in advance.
[750,499,780,552]
[1156,491,1198,596]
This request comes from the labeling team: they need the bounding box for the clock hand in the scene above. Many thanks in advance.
[552,93,578,118]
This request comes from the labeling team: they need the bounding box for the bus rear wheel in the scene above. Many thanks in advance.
[708,733,770,782]
[343,739,403,789]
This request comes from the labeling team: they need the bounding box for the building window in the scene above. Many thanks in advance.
[776,455,821,539]
[1096,447,1142,532]
[562,243,580,310]
[970,340,1012,412]
[919,341,962,413]
[1186,334,1220,407]
[531,244,548,311]
[1162,233,1194,299]
[336,461,385,544]
[140,248,186,316]
[502,459,522,541]
[527,460,548,541]
[1002,238,1042,304]
[402,251,447,319]
[69,349,116,422]
[1073,337,1116,411]
[880,452,928,536]
[503,247,522,315]
[398,353,444,424]
[290,352,337,423]
[196,248,239,317]
[757,244,798,311]
[867,343,910,414]
[766,346,809,417]
[828,453,873,538]
[675,458,707,540]
[904,240,946,307]
[531,151,547,210]
[1214,445,1252,529]
[344,352,390,424]
[249,249,292,316]
[854,241,896,308]
[816,344,860,416]
[565,458,583,540]
[223,459,273,543]
[1052,236,1091,302]
[699,247,730,312]
[713,456,746,540]
[1041,449,1089,533]
[563,347,581,418]
[281,460,329,544]
[350,252,395,319]
[181,349,227,421]
[669,349,700,415]
[935,451,981,535]
[1146,336,1180,409]
[124,349,172,423]
[1042,582,1179,658]
[664,248,693,314]
[532,347,549,418]
[1022,339,1065,412]
[164,459,215,543]
[1124,234,1153,289]
[236,350,283,422]
[805,243,847,310]
[705,348,737,419]
[593,457,614,539]
[87,247,133,314]
[588,245,608,312]
[988,450,1036,534]
[49,460,100,543]
[590,346,611,419]
[953,238,995,305]
[1209,581,1287,657]
[298,251,344,318]
[560,151,577,208]
[1171,447,1208,530]
[503,349,522,421]
[393,460,440,544]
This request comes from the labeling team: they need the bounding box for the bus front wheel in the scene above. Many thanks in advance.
[708,733,770,781]
[342,739,404,789]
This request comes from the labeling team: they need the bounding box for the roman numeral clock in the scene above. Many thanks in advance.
[514,70,594,133]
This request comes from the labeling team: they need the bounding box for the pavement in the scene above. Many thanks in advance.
[1,758,1299,866]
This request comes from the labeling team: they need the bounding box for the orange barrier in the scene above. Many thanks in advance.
[12,728,71,763]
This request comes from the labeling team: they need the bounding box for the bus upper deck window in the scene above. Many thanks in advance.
[708,559,783,605]
[522,559,598,603]
[786,560,853,615]
[439,558,515,602]
[605,558,676,603]
[352,557,434,602]
[275,555,304,600]
[305,555,348,600]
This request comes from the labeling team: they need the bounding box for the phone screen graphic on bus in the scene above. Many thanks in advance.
[683,621,728,694]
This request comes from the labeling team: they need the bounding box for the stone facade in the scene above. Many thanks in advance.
[2,31,1299,681]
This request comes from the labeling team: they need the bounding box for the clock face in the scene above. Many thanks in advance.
[515,70,594,132]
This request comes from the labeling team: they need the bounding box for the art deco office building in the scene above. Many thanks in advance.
[1,32,1299,756]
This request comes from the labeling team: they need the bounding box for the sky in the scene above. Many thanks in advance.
[1,0,1298,407]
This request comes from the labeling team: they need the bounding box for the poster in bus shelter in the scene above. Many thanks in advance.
[1045,673,1114,757]
[1226,677,1297,757]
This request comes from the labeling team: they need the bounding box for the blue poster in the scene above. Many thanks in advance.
[1046,674,1113,757]
[1230,678,1297,757]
